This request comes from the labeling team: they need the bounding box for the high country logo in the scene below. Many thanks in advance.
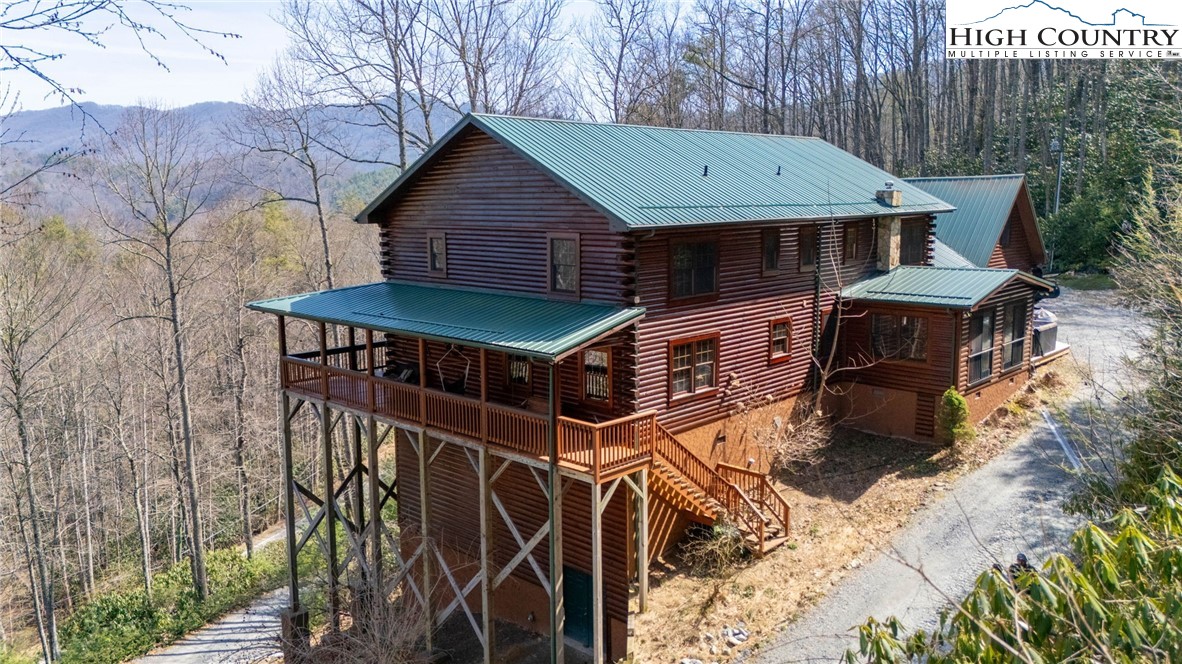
[945,0,1182,59]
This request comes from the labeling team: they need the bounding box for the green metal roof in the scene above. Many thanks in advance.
[903,175,1028,267]
[932,239,976,268]
[358,114,954,228]
[841,266,1054,309]
[246,282,645,361]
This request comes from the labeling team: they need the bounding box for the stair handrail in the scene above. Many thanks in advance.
[652,423,770,547]
[717,462,792,538]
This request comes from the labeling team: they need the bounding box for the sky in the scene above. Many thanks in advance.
[8,0,606,112]
[9,1,287,111]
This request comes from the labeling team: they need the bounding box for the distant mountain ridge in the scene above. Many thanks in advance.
[2,99,455,217]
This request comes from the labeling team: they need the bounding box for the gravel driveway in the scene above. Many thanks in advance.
[757,286,1144,663]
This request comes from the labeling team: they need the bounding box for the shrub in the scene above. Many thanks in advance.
[936,387,973,444]
[58,543,287,663]
[680,520,750,577]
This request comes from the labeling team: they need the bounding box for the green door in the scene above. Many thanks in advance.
[563,566,593,647]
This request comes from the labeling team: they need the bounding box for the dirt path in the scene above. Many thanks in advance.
[756,287,1143,662]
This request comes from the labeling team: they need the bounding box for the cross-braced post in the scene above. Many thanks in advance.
[479,446,496,663]
[323,403,340,631]
[418,429,434,652]
[636,467,649,613]
[591,482,605,663]
[547,363,565,663]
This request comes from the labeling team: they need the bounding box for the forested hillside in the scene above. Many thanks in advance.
[1,0,1180,661]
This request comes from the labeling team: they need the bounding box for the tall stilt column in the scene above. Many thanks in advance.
[323,404,340,631]
[418,429,434,652]
[547,363,565,663]
[280,392,309,660]
[636,468,649,613]
[479,447,495,663]
[591,484,604,664]
[368,415,382,592]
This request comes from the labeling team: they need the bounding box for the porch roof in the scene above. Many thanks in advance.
[841,266,1054,309]
[247,281,645,361]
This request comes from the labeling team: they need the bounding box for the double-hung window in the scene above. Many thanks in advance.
[968,311,995,384]
[671,239,718,300]
[670,335,718,398]
[1002,303,1026,370]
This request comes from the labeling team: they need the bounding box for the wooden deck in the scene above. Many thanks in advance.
[281,356,654,482]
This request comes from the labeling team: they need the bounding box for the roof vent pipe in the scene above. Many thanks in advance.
[702,165,709,177]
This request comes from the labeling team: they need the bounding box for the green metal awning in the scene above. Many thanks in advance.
[246,282,645,361]
[841,266,1054,309]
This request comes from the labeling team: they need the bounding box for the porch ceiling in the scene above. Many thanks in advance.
[246,281,644,361]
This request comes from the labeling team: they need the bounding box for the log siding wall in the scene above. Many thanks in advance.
[377,128,632,304]
[986,205,1038,272]
[633,218,917,433]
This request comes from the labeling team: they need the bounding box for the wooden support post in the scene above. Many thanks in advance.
[418,429,434,652]
[418,339,428,426]
[637,468,649,613]
[368,415,382,592]
[319,322,329,400]
[478,447,495,664]
[347,326,357,370]
[281,393,299,611]
[277,315,288,356]
[591,483,605,664]
[547,363,565,664]
[365,329,375,411]
[479,348,488,444]
[323,403,340,631]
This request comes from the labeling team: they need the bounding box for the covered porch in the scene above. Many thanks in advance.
[250,281,651,483]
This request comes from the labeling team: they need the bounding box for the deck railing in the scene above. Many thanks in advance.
[280,355,653,481]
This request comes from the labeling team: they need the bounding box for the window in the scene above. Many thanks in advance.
[900,220,927,265]
[670,335,718,398]
[871,314,928,361]
[769,318,792,364]
[843,225,859,263]
[1002,302,1026,370]
[671,239,718,300]
[1000,220,1013,247]
[428,235,446,274]
[968,311,995,384]
[549,235,579,294]
[508,355,532,387]
[798,226,817,271]
[762,228,781,275]
[582,348,611,404]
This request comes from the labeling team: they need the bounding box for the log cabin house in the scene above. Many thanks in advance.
[247,115,1057,663]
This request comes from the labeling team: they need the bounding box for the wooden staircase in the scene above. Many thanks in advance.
[650,423,792,555]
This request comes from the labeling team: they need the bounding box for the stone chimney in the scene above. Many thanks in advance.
[876,180,903,208]
[875,181,903,271]
[876,216,901,271]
